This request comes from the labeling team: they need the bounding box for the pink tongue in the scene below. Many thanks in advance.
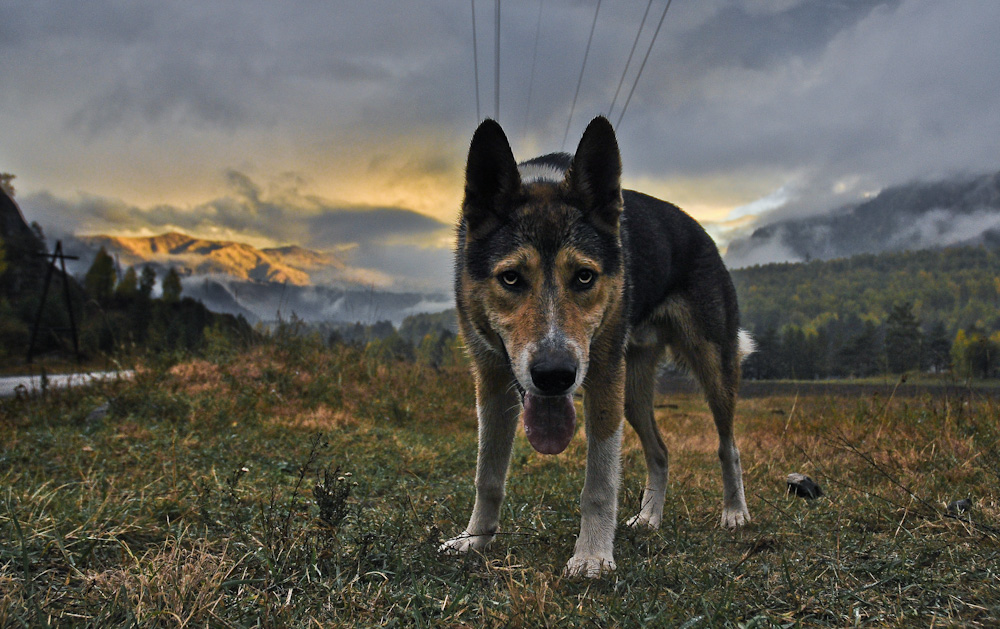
[522,393,576,455]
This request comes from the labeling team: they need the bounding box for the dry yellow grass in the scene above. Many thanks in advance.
[2,343,999,625]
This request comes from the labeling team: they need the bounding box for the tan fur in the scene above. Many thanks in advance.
[580,279,626,441]
[484,246,546,359]
[460,241,622,390]
[583,351,625,442]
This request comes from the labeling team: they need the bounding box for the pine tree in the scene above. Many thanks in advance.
[923,321,951,373]
[84,247,116,303]
[742,327,779,379]
[162,267,183,303]
[139,266,157,299]
[885,301,923,374]
[838,322,883,378]
[116,267,138,298]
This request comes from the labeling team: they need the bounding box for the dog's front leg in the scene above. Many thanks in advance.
[440,357,520,554]
[565,357,624,578]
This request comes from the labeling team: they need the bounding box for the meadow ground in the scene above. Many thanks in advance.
[2,338,999,627]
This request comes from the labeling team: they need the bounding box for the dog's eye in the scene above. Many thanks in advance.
[575,269,596,287]
[499,270,522,288]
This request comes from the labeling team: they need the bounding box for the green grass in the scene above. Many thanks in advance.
[1,340,999,626]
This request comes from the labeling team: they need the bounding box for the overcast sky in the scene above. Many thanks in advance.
[3,0,1000,289]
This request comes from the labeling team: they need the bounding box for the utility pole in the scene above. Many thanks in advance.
[27,240,81,364]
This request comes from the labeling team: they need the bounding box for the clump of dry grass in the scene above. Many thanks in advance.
[85,535,241,626]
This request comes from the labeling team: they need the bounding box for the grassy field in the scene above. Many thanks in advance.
[2,337,999,627]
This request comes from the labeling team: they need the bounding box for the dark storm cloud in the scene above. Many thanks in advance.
[20,171,449,251]
[4,1,998,163]
[71,57,252,134]
[677,1,902,72]
[565,1,998,248]
[1,1,459,135]
[306,209,447,248]
[4,0,1000,273]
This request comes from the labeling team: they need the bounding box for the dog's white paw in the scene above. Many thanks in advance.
[439,531,494,555]
[721,505,750,529]
[563,554,616,578]
[625,513,661,529]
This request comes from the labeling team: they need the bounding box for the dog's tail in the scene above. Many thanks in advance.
[737,329,756,362]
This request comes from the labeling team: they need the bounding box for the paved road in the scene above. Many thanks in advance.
[0,370,133,398]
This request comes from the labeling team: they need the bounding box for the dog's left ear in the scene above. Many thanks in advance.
[567,116,623,231]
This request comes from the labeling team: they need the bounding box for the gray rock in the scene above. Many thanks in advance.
[786,473,823,499]
[947,498,972,514]
[86,402,109,424]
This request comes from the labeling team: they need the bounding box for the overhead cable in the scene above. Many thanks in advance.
[562,0,603,151]
[522,0,544,143]
[609,0,653,119]
[471,0,480,122]
[495,0,501,121]
[616,0,672,130]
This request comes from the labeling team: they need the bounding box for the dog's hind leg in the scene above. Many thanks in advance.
[440,357,521,554]
[623,341,669,529]
[708,370,750,529]
[664,297,750,529]
[681,337,750,529]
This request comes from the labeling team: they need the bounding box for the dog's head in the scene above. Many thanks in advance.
[457,117,626,453]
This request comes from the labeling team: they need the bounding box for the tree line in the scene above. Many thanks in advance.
[322,310,464,370]
[0,238,253,364]
[733,246,1000,379]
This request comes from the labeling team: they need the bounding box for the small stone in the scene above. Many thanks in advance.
[86,402,109,423]
[786,473,823,499]
[947,498,972,514]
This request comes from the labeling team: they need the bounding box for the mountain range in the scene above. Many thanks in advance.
[66,231,448,324]
[75,232,346,286]
[181,278,451,326]
[725,170,1000,268]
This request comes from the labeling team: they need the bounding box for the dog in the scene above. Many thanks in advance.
[441,116,753,578]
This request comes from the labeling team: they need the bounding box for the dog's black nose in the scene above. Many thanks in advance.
[530,356,577,395]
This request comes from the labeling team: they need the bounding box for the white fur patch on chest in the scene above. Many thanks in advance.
[518,162,566,184]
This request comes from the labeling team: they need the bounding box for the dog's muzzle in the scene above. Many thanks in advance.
[521,348,580,455]
[529,352,577,396]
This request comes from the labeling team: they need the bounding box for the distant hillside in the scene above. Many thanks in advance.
[261,244,346,274]
[732,245,1000,335]
[75,232,334,286]
[726,171,1000,267]
[181,277,452,326]
[0,187,48,296]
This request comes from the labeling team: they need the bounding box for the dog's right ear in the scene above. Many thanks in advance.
[462,119,520,236]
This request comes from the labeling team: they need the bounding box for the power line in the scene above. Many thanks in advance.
[562,0,603,151]
[608,0,653,119]
[471,0,480,122]
[494,0,500,121]
[522,0,544,143]
[616,0,672,130]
